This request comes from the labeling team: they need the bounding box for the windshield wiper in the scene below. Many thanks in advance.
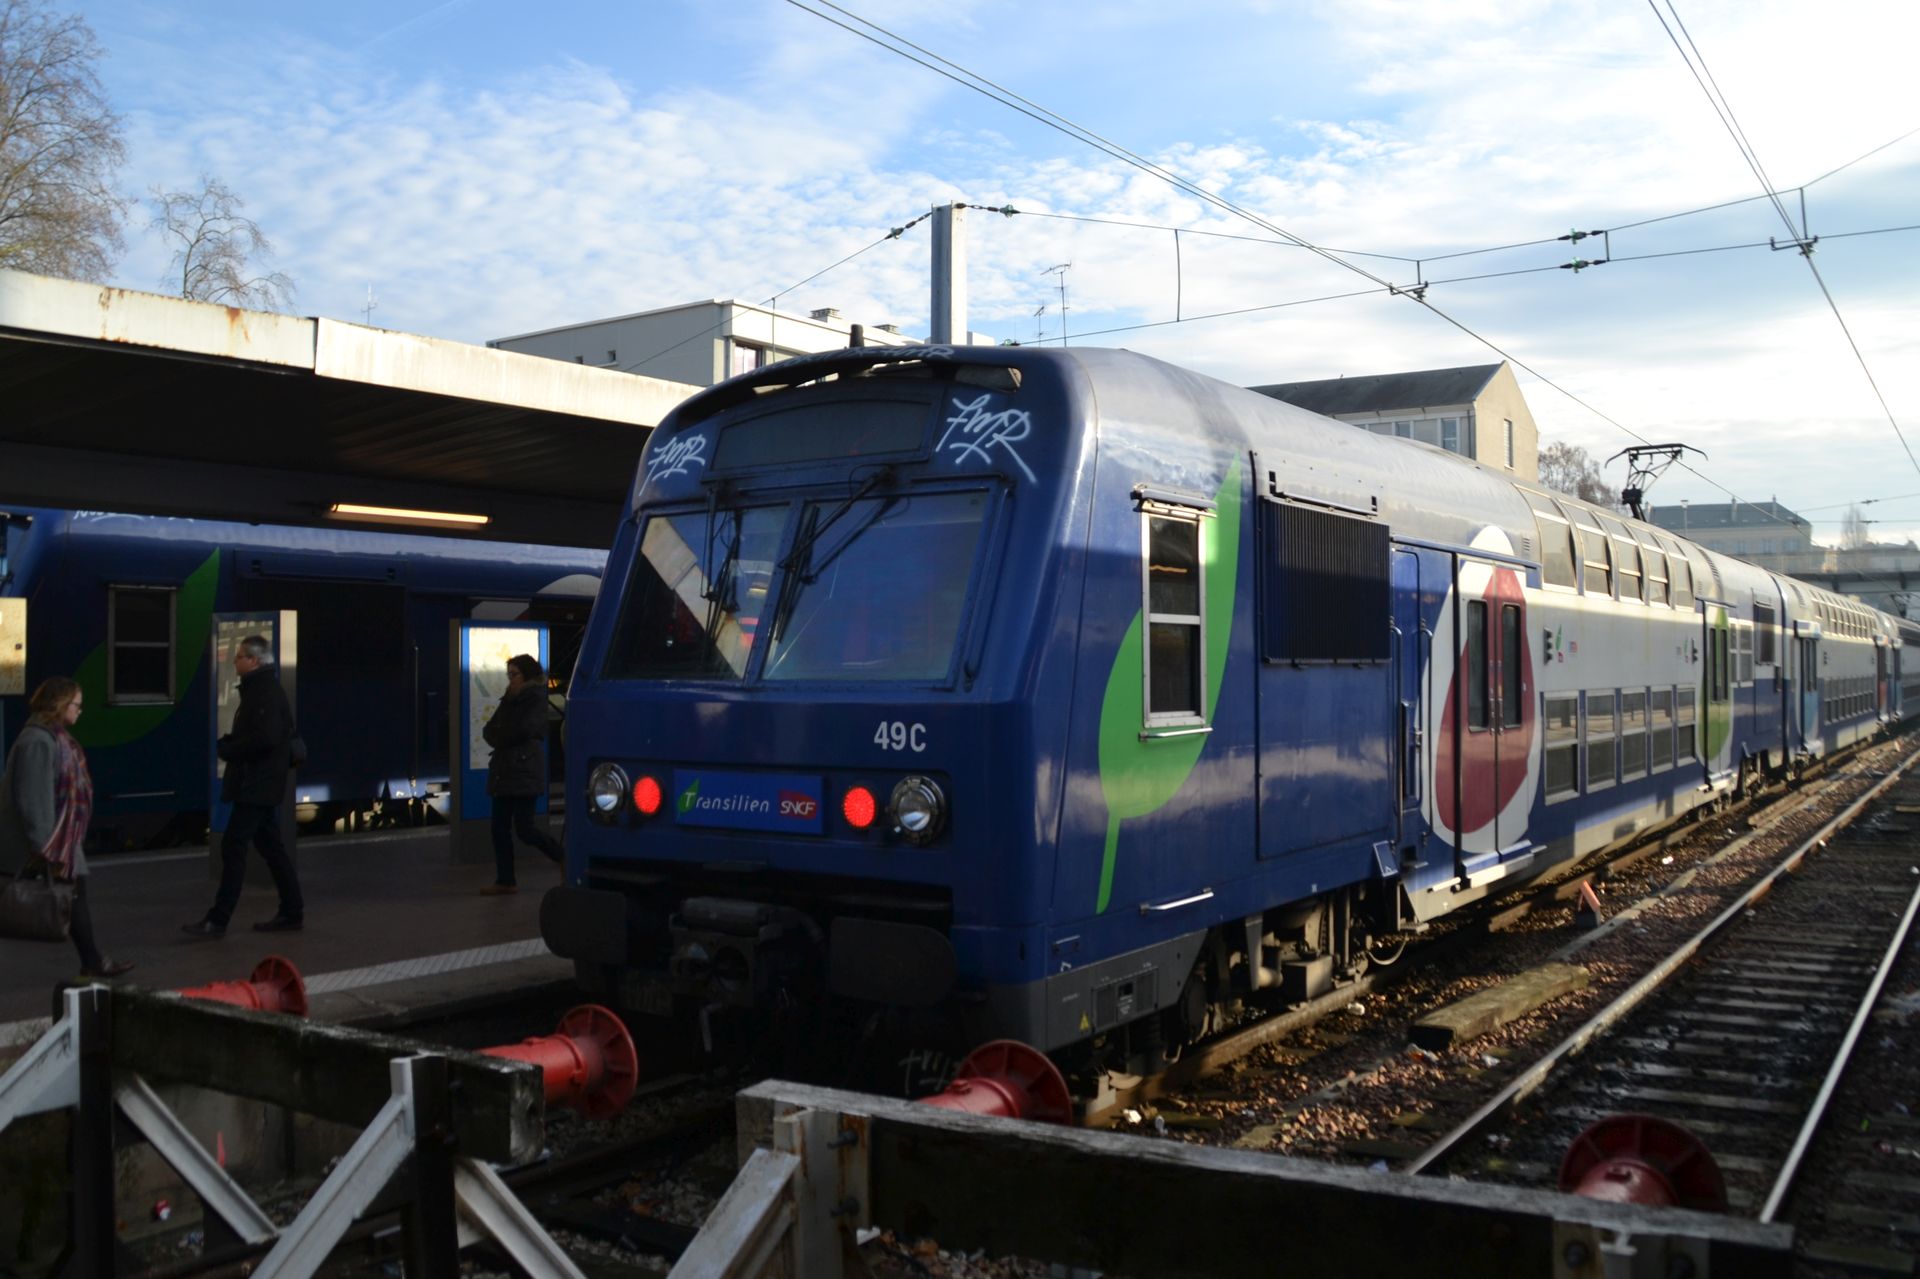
[767,467,894,647]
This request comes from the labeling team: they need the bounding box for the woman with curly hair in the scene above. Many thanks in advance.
[0,676,132,977]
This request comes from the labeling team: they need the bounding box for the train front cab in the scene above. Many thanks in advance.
[544,347,1107,1084]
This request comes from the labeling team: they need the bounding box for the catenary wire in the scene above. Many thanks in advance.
[617,212,932,373]
[786,0,1805,527]
[1649,1,1920,483]
[786,0,1856,523]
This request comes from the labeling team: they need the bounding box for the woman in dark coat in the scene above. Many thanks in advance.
[479,654,564,893]
[0,677,132,976]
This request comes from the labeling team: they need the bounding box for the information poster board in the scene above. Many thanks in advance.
[452,621,550,827]
[0,598,23,697]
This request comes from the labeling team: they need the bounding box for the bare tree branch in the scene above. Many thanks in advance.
[1537,441,1619,508]
[0,0,126,280]
[150,175,296,311]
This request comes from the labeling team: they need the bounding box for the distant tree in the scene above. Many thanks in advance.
[1839,503,1870,550]
[151,176,295,310]
[0,0,127,280]
[1537,441,1617,507]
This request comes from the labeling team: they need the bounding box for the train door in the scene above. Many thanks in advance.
[1877,641,1889,723]
[1449,555,1529,867]
[1702,601,1733,782]
[1800,633,1821,750]
[1392,548,1424,848]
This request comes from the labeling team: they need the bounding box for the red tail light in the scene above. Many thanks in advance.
[632,775,663,816]
[843,785,877,829]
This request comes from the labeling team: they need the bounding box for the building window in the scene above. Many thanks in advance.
[1441,418,1460,453]
[1144,508,1206,726]
[1394,420,1412,438]
[730,340,769,378]
[1504,419,1515,469]
[109,585,175,704]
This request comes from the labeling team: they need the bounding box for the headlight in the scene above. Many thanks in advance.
[888,776,946,844]
[588,763,630,816]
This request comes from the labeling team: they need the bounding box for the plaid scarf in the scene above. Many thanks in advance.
[41,723,92,876]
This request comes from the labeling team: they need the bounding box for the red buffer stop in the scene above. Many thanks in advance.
[176,956,309,1017]
[1559,1113,1728,1212]
[918,1040,1074,1125]
[481,1004,641,1120]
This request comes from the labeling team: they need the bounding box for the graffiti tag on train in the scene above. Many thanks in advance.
[643,433,709,490]
[937,393,1037,482]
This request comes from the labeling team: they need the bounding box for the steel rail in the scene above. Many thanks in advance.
[1759,868,1920,1221]
[1090,740,1891,1126]
[1403,744,1920,1178]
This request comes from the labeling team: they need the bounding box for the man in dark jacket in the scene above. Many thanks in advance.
[184,635,305,935]
[478,653,564,894]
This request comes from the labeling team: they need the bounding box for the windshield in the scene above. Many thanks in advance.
[603,506,784,680]
[762,491,987,682]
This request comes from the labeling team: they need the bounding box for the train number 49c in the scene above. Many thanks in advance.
[875,721,928,753]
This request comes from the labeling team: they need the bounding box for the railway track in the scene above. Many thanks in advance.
[1399,747,1920,1242]
[1091,740,1891,1128]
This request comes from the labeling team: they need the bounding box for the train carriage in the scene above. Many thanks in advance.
[546,344,1899,1092]
[1,510,604,845]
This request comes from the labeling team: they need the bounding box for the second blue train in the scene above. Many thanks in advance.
[0,509,605,847]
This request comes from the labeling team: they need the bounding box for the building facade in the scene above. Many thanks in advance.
[1645,500,1815,559]
[1248,362,1540,481]
[491,300,922,388]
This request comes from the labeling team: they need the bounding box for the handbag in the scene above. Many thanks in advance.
[0,856,74,942]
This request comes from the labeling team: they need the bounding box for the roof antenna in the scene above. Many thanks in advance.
[1607,443,1704,521]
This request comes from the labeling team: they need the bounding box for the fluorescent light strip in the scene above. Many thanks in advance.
[328,503,490,527]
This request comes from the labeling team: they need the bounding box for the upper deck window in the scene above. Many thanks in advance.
[603,506,785,680]
[761,491,987,683]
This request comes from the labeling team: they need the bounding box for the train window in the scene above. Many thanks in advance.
[1258,500,1389,663]
[1524,492,1577,589]
[763,491,990,683]
[1501,605,1523,728]
[1734,622,1753,684]
[1577,519,1612,596]
[604,506,785,680]
[107,585,176,704]
[1538,517,1576,589]
[1467,601,1489,731]
[1645,549,1669,606]
[1755,603,1776,665]
[711,394,932,470]
[1585,692,1616,790]
[1620,689,1648,778]
[1144,509,1206,722]
[1543,693,1578,799]
[1659,539,1693,608]
[1650,688,1674,771]
[1710,626,1730,701]
[1676,686,1697,762]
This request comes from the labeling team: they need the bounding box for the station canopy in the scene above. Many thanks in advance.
[0,269,699,549]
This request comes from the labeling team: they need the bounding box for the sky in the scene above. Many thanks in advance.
[73,0,1920,544]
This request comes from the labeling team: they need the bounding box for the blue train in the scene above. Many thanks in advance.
[0,510,604,847]
[542,344,1908,1092]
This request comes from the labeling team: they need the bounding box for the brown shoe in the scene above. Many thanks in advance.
[478,883,518,896]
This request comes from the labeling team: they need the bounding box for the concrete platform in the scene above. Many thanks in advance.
[0,827,572,1040]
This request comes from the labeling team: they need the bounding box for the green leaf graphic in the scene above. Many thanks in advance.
[1092,461,1241,912]
[677,778,701,814]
